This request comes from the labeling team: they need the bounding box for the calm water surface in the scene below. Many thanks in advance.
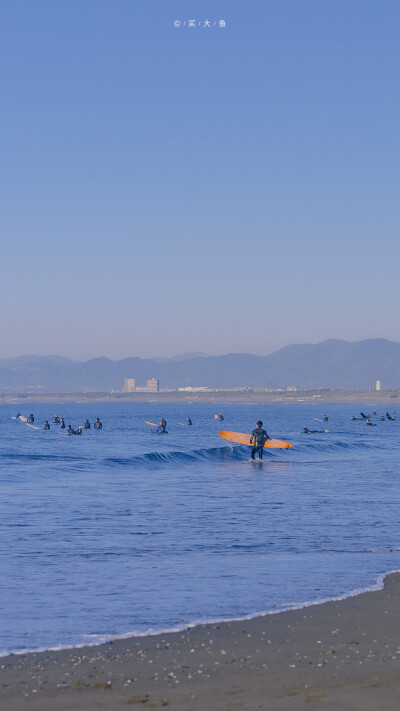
[0,402,399,654]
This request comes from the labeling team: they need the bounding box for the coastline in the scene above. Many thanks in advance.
[2,572,400,710]
[1,389,400,404]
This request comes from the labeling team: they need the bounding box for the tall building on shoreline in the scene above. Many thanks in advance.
[122,377,159,393]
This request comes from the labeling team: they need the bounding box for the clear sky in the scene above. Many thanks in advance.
[1,0,399,360]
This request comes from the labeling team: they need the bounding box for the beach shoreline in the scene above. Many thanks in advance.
[2,572,400,710]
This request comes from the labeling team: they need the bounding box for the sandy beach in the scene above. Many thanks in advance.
[1,572,400,710]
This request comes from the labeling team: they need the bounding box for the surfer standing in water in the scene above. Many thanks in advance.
[249,420,269,460]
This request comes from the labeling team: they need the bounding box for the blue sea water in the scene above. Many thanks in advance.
[0,402,399,655]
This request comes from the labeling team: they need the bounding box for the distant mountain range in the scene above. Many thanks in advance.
[0,339,399,392]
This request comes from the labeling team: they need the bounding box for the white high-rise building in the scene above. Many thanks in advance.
[376,380,381,391]
[123,378,136,392]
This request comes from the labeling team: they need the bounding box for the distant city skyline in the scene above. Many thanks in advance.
[2,0,400,360]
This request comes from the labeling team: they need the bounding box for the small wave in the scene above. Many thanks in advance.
[102,444,255,468]
[2,569,399,659]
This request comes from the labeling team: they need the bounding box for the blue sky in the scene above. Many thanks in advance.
[1,0,399,359]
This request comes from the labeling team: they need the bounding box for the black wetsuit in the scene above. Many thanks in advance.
[303,428,325,434]
[250,427,269,459]
[54,416,60,424]
[60,419,65,429]
[44,422,50,430]
[27,415,34,423]
[187,418,192,426]
[94,419,102,429]
[157,419,167,434]
[84,420,91,429]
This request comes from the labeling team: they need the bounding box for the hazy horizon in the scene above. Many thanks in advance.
[2,0,400,359]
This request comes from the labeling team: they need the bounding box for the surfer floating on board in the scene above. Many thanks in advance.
[249,421,269,460]
[157,418,167,434]
[27,414,35,423]
[60,418,65,429]
[187,417,192,426]
[366,419,377,426]
[84,419,91,429]
[67,425,82,435]
[44,421,50,430]
[54,414,60,424]
[94,418,103,430]
[215,413,224,421]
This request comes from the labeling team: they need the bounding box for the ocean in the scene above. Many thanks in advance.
[0,402,399,656]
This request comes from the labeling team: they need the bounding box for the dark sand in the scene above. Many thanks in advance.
[2,573,400,710]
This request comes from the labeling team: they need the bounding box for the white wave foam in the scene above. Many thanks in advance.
[2,568,399,659]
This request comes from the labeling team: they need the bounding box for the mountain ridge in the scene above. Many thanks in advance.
[0,339,399,392]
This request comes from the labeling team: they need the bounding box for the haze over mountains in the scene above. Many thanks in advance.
[0,339,399,392]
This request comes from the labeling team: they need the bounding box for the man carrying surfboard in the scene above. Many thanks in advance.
[249,421,269,460]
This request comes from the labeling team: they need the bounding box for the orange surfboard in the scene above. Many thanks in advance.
[219,430,292,449]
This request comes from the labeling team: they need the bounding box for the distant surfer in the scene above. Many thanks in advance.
[84,419,91,429]
[303,427,326,434]
[16,412,22,420]
[60,418,65,429]
[54,414,60,424]
[67,425,78,435]
[381,414,385,421]
[215,413,224,421]
[366,419,377,426]
[323,415,328,421]
[44,420,50,430]
[94,418,103,430]
[386,411,395,421]
[157,418,167,434]
[27,414,35,423]
[187,417,192,426]
[249,420,269,460]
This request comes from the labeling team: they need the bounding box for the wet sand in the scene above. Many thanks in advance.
[2,572,400,710]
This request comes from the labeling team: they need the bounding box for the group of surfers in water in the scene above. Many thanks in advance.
[16,413,103,434]
[154,414,223,433]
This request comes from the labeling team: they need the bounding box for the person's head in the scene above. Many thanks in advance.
[303,428,309,433]
[256,420,263,427]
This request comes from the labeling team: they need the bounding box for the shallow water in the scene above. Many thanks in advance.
[0,402,399,654]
